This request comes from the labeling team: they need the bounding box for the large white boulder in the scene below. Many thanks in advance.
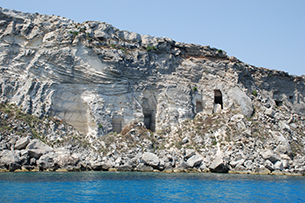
[187,155,203,167]
[142,152,160,167]
[209,155,229,173]
[260,150,280,163]
[14,137,30,150]
[229,87,254,117]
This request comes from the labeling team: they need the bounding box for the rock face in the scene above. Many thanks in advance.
[0,8,305,175]
[1,8,304,138]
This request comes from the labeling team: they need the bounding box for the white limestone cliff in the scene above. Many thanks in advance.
[0,7,304,140]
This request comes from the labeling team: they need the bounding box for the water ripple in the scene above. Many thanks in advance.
[0,172,304,202]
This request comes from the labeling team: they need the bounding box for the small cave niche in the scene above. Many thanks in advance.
[112,117,123,133]
[275,100,283,107]
[144,111,156,132]
[289,96,293,100]
[214,90,223,109]
[196,101,203,114]
[142,91,157,132]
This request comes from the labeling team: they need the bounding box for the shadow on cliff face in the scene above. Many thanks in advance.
[234,63,305,116]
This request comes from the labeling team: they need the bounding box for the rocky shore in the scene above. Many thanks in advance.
[0,101,304,175]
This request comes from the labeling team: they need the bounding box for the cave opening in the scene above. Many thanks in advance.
[112,117,123,133]
[196,101,203,113]
[142,91,157,132]
[144,111,155,132]
[214,90,223,109]
[275,100,283,107]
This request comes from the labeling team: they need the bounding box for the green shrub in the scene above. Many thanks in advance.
[98,124,103,129]
[252,90,257,97]
[146,46,157,51]
[4,108,10,114]
[193,87,198,91]
[217,49,223,54]
[111,44,116,48]
[70,31,79,36]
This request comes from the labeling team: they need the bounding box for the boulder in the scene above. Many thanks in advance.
[163,162,173,172]
[28,149,44,159]
[184,149,196,160]
[230,114,244,122]
[260,150,280,163]
[142,152,160,167]
[122,31,141,42]
[91,162,110,171]
[19,149,29,165]
[30,157,36,165]
[135,163,154,172]
[158,159,165,170]
[14,137,29,150]
[0,142,9,150]
[37,152,56,170]
[176,160,189,170]
[27,139,53,151]
[209,155,229,173]
[214,104,222,113]
[274,161,284,171]
[199,162,208,171]
[233,164,247,172]
[187,155,203,167]
[93,30,109,40]
[265,160,274,171]
[270,131,293,157]
[26,139,53,160]
[0,150,20,164]
[229,159,244,167]
[228,87,254,117]
[54,152,79,169]
[7,163,21,171]
[243,160,254,170]
[181,137,189,144]
[255,165,271,174]
[105,160,115,169]
[281,159,289,169]
[0,150,21,171]
[264,108,275,117]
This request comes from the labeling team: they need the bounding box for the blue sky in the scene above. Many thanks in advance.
[2,0,304,76]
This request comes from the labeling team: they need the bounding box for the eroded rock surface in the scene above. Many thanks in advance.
[0,8,305,175]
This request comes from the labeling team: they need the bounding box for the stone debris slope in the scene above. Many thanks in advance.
[0,8,304,174]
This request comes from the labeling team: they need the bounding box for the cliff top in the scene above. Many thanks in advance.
[1,7,304,82]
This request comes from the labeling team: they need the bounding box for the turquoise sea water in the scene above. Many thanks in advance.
[0,172,304,202]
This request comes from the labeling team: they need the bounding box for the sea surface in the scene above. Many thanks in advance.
[0,171,304,202]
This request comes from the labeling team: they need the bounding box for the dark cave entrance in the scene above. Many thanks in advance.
[275,100,283,107]
[142,91,157,132]
[144,111,156,132]
[214,90,223,109]
[112,117,123,133]
[196,101,203,113]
